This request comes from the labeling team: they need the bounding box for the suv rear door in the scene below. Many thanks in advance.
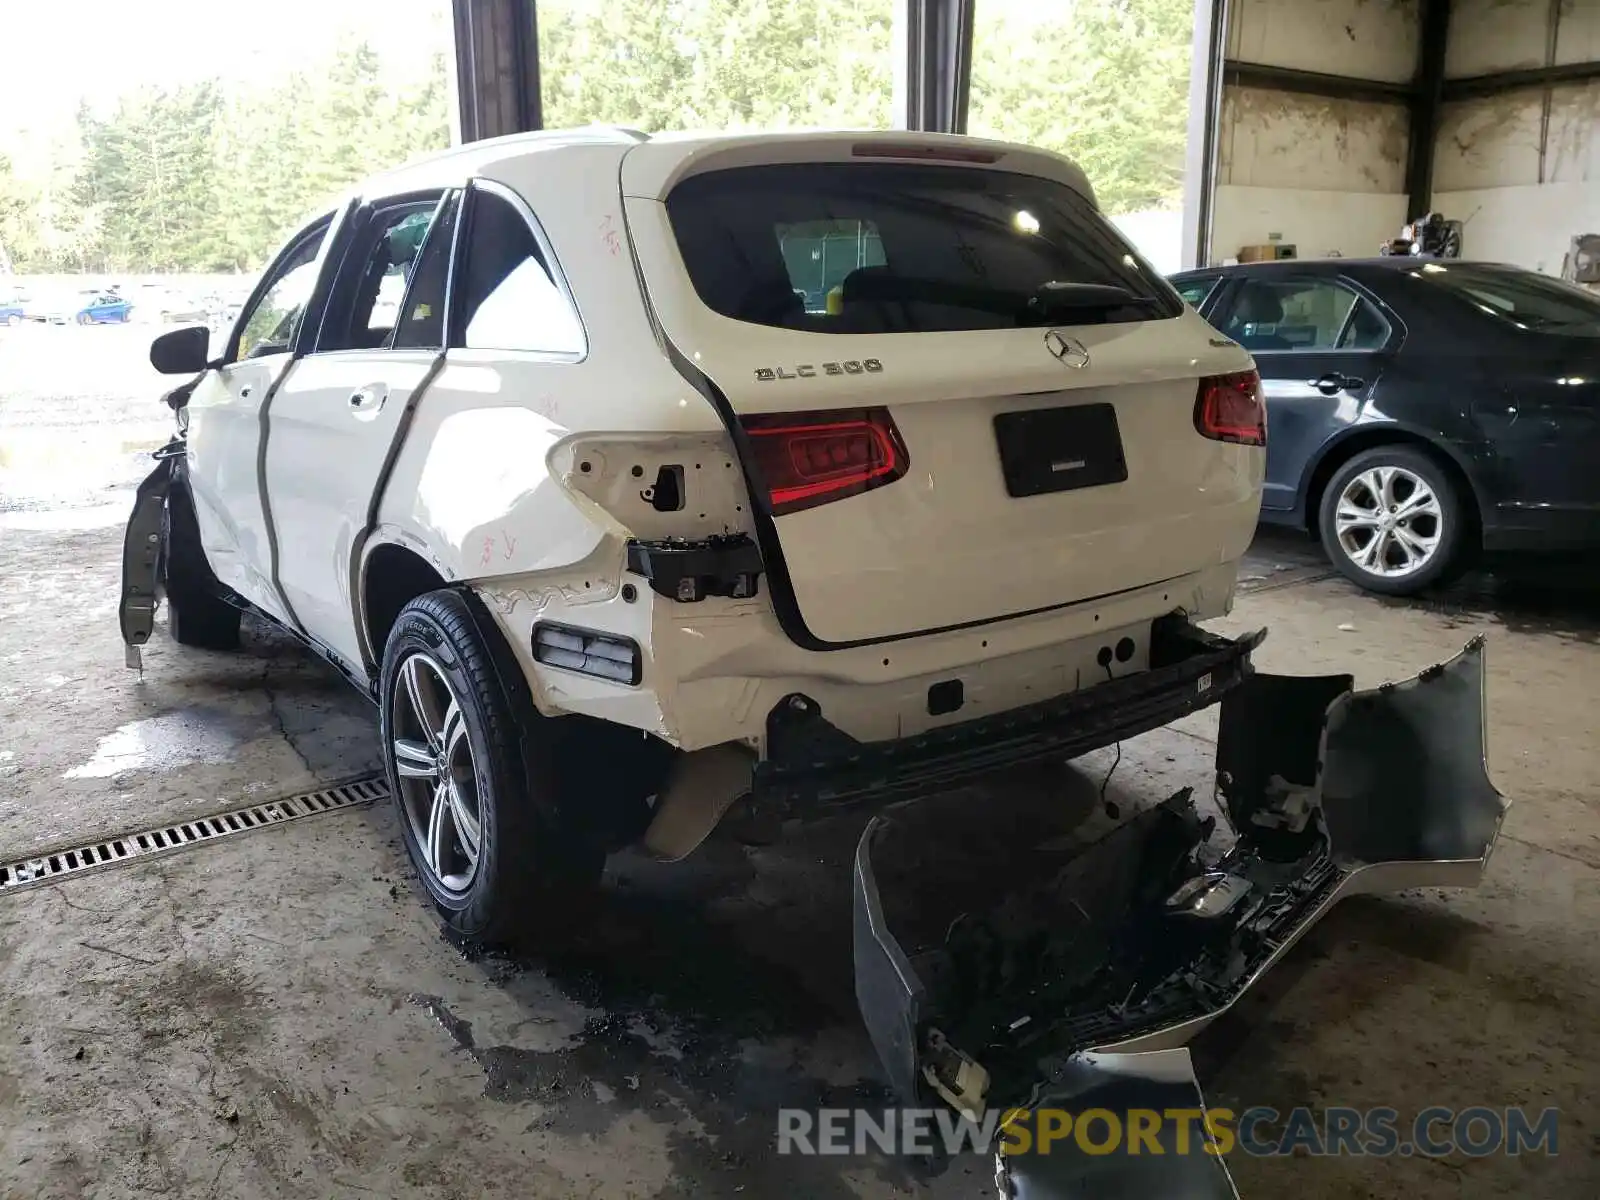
[262,191,457,671]
[622,138,1262,647]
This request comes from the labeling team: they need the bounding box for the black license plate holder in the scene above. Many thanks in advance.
[993,403,1128,498]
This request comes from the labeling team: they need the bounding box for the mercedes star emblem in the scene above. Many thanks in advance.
[1044,330,1091,368]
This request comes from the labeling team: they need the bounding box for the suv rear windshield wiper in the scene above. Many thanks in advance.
[1026,281,1163,323]
[836,273,1163,326]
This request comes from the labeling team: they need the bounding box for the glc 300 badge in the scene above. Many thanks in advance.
[1044,330,1091,368]
[755,359,884,381]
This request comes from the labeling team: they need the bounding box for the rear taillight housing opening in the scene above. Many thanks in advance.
[740,408,909,516]
[1195,370,1267,446]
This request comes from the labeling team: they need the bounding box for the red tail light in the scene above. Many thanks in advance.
[1195,370,1266,446]
[740,408,909,516]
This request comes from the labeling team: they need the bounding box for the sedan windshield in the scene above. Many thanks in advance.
[1411,263,1600,336]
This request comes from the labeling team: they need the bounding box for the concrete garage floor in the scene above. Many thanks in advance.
[1,331,1597,1197]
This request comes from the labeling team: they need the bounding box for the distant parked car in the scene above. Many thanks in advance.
[28,290,134,325]
[1171,258,1600,594]
[0,295,25,325]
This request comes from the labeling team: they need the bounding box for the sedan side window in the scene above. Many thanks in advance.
[453,188,584,355]
[1175,278,1217,308]
[236,231,327,361]
[1219,278,1388,353]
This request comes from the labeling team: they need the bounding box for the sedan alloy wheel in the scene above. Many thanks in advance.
[1333,464,1442,578]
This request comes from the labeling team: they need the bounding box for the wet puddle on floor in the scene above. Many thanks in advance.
[393,795,1081,1198]
[63,708,254,779]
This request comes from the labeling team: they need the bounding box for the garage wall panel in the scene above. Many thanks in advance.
[1212,186,1408,259]
[1545,80,1600,180]
[1227,0,1420,83]
[1434,80,1600,273]
[1444,0,1550,77]
[1219,88,1409,192]
[1432,182,1600,272]
[1555,0,1600,67]
[1434,91,1548,190]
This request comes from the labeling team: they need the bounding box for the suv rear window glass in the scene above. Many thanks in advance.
[1413,263,1600,336]
[665,163,1180,333]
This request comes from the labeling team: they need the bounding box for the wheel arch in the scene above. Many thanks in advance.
[358,536,453,671]
[1300,425,1485,546]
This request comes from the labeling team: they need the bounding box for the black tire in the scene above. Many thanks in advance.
[379,588,603,944]
[162,484,242,649]
[1318,445,1467,596]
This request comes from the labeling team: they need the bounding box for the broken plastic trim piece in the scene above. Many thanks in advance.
[853,637,1506,1129]
[996,1048,1240,1199]
[119,445,180,670]
[625,534,763,602]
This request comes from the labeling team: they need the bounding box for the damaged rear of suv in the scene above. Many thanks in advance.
[118,129,1505,1193]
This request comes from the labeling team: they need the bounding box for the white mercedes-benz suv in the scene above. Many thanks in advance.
[122,127,1269,938]
[122,129,1507,1164]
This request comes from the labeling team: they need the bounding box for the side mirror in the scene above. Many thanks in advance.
[150,325,212,376]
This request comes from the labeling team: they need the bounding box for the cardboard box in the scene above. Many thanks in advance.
[1237,243,1297,262]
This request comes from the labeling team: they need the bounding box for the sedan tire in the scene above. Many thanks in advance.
[380,588,603,944]
[1318,445,1466,596]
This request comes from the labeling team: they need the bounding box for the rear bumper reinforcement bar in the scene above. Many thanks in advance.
[755,615,1264,808]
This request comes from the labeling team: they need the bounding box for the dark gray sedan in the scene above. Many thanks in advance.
[1171,258,1600,594]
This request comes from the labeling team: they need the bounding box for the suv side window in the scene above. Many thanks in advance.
[236,225,329,361]
[392,196,459,351]
[1217,277,1389,353]
[318,198,443,353]
[453,187,584,355]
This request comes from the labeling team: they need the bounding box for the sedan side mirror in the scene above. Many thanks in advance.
[150,325,212,376]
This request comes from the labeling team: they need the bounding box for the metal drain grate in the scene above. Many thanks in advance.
[0,775,389,895]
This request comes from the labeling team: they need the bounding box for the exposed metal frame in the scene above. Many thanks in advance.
[449,0,981,143]
[451,0,542,143]
[902,0,976,133]
[1443,58,1600,101]
[1406,0,1451,219]
[1206,0,1600,259]
[1221,60,1412,106]
[1223,26,1600,110]
[1184,0,1230,270]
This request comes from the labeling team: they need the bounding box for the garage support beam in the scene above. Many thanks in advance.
[1406,0,1450,220]
[1220,61,1412,106]
[1442,60,1600,101]
[1184,0,1230,270]
[902,0,976,133]
[450,0,541,143]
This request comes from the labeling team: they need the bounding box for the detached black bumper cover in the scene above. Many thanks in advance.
[853,638,1507,1198]
[755,616,1264,808]
[119,446,180,669]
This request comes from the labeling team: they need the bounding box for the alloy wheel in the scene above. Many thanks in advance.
[1333,464,1443,578]
[390,652,482,895]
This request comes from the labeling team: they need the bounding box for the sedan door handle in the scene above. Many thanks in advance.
[1308,372,1364,395]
